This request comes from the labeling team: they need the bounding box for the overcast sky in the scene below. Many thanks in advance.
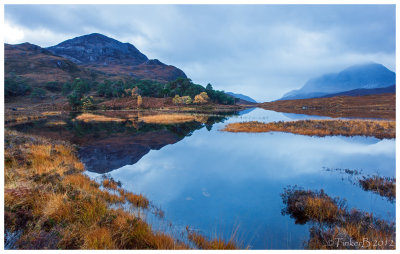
[4,4,396,101]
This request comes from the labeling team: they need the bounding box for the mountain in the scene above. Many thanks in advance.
[321,84,395,98]
[47,33,186,83]
[226,92,257,103]
[280,63,395,100]
[5,42,97,86]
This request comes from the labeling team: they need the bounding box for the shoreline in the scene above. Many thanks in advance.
[221,119,396,139]
[4,129,237,250]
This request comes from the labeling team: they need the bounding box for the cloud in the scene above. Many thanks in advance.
[4,4,395,101]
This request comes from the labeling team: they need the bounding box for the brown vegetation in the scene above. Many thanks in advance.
[259,93,395,120]
[74,113,125,122]
[359,176,395,202]
[4,129,237,249]
[222,119,395,139]
[281,186,395,249]
[4,129,187,249]
[140,114,197,124]
[186,228,237,250]
[5,43,99,86]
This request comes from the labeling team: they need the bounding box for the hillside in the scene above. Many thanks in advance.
[260,93,395,120]
[226,92,257,103]
[321,85,395,98]
[47,33,187,83]
[280,63,395,100]
[5,42,98,86]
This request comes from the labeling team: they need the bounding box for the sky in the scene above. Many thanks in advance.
[4,4,396,101]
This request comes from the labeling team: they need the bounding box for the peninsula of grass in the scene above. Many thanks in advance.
[281,186,395,249]
[74,113,126,123]
[140,114,197,124]
[222,119,395,139]
[359,176,396,202]
[4,129,237,250]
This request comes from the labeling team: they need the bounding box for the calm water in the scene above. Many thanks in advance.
[85,108,395,249]
[10,108,396,249]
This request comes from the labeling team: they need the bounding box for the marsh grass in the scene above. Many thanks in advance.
[324,168,395,202]
[74,113,125,122]
[41,111,62,116]
[281,186,395,249]
[140,114,197,124]
[186,227,238,250]
[4,129,189,249]
[45,121,67,126]
[359,176,395,201]
[5,129,236,249]
[222,119,395,139]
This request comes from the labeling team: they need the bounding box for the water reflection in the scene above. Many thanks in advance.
[8,108,396,249]
[87,108,395,249]
[9,112,231,173]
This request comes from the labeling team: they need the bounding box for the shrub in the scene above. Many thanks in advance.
[5,78,32,97]
[194,92,209,104]
[44,82,62,92]
[30,88,47,100]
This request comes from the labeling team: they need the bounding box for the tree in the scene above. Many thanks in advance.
[194,92,209,104]
[62,82,72,95]
[172,95,192,105]
[5,78,31,97]
[137,95,143,108]
[80,96,94,111]
[68,91,83,109]
[30,88,46,100]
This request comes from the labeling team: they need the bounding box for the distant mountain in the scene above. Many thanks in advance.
[321,84,395,98]
[47,33,187,83]
[226,92,257,103]
[280,63,395,100]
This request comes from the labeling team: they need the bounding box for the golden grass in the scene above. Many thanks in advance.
[187,229,237,250]
[281,186,395,250]
[4,129,191,250]
[359,176,395,201]
[140,114,197,124]
[74,113,125,123]
[118,189,149,209]
[45,120,67,126]
[222,120,395,139]
[41,111,62,116]
[102,178,119,190]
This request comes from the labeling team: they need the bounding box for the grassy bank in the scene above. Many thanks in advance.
[222,119,395,139]
[4,129,237,250]
[281,186,395,249]
[259,93,395,120]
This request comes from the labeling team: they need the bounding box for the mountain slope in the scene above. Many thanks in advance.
[47,33,187,83]
[321,84,395,98]
[226,92,257,103]
[5,42,97,86]
[280,63,395,100]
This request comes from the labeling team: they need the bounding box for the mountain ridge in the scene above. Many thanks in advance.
[46,33,187,83]
[226,92,257,103]
[280,63,395,100]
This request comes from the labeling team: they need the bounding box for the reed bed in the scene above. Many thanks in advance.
[74,113,125,122]
[140,114,197,124]
[281,186,395,249]
[222,119,395,139]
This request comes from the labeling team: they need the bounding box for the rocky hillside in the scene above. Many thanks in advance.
[47,33,187,83]
[280,63,395,100]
